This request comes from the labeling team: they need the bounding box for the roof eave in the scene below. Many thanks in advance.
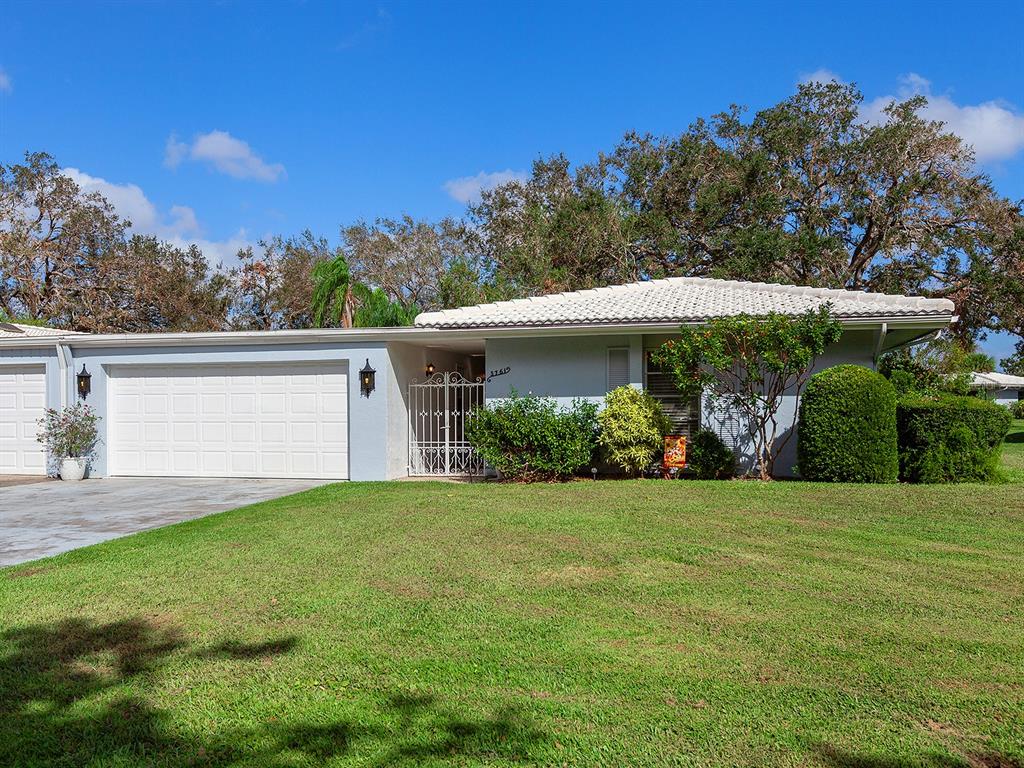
[0,313,954,349]
[416,314,956,334]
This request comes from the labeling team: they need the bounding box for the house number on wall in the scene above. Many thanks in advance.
[485,366,511,383]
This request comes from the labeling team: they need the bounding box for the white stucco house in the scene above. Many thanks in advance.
[0,277,954,480]
[969,372,1024,408]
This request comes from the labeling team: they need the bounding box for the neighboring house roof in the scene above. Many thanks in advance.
[415,277,956,329]
[0,322,83,339]
[970,371,1024,390]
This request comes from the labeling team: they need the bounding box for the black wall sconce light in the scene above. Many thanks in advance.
[76,364,92,399]
[425,362,435,376]
[359,358,376,397]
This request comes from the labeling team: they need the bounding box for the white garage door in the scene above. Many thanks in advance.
[109,363,348,479]
[0,365,48,475]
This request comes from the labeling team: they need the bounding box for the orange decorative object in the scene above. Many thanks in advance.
[662,435,687,478]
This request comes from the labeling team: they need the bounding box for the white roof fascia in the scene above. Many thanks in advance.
[0,313,954,351]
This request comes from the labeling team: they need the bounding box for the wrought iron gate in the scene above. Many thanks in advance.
[408,371,485,476]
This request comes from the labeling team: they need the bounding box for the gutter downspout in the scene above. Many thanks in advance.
[55,342,72,409]
[872,323,888,367]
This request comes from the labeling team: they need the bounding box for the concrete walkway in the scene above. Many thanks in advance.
[0,477,325,567]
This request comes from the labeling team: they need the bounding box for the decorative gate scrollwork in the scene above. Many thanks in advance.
[408,371,485,476]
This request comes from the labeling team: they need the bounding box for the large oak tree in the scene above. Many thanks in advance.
[472,82,1024,343]
[0,153,230,332]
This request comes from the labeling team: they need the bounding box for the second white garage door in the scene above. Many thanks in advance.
[0,365,48,475]
[108,363,348,479]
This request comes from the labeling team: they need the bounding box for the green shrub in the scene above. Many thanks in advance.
[466,392,599,482]
[797,365,898,483]
[896,394,1011,483]
[687,429,736,479]
[1012,400,1024,419]
[597,387,671,476]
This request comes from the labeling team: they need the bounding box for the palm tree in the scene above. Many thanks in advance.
[311,254,355,328]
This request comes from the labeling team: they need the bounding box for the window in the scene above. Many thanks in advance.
[644,351,700,436]
[607,348,629,392]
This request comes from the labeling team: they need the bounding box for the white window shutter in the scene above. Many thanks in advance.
[607,348,629,391]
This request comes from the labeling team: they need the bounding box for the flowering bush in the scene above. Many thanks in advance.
[651,306,842,480]
[37,403,101,459]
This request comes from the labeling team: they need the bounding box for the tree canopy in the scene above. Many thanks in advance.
[470,82,1024,346]
[2,80,1021,356]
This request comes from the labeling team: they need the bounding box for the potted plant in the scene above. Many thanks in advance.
[36,403,101,481]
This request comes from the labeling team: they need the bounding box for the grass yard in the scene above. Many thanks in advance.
[1002,419,1024,482]
[2,465,1023,766]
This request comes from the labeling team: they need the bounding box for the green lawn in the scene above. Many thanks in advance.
[1002,419,1024,482]
[2,470,1023,766]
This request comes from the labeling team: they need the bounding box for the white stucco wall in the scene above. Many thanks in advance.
[3,340,400,481]
[483,334,641,406]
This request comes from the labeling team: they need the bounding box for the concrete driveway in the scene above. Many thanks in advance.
[0,478,326,567]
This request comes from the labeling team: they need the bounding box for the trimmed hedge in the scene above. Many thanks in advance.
[687,429,736,479]
[896,394,1011,483]
[1012,400,1024,419]
[466,392,599,482]
[797,365,898,483]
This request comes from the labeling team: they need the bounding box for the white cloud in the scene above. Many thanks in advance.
[443,169,529,204]
[798,68,845,86]
[167,204,200,236]
[163,230,253,267]
[163,130,285,182]
[0,68,11,93]
[163,134,189,169]
[808,71,1024,163]
[862,74,1024,162]
[64,168,161,232]
[63,167,252,264]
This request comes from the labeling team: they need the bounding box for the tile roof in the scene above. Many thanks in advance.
[971,372,1024,390]
[0,322,82,339]
[415,277,956,329]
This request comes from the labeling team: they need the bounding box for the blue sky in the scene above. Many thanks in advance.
[1,0,1022,361]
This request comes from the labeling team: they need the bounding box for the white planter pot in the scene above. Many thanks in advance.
[60,457,88,482]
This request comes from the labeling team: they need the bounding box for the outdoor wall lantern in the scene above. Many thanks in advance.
[425,362,435,376]
[76,364,92,400]
[359,358,376,398]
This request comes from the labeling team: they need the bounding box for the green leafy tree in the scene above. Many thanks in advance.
[651,306,842,480]
[597,387,671,476]
[470,81,1024,344]
[1002,346,1024,377]
[469,155,639,297]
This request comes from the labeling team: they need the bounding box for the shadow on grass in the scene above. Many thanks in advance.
[1003,430,1024,444]
[195,636,299,660]
[0,617,544,766]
